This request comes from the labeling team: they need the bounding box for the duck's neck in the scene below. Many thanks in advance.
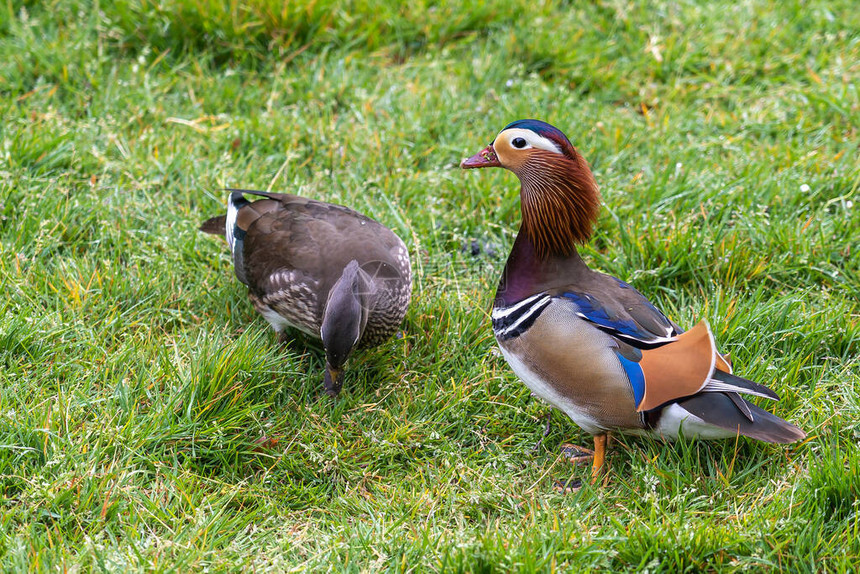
[494,152,601,306]
[516,154,600,259]
[495,231,590,307]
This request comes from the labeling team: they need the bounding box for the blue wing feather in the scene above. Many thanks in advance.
[561,291,647,340]
[560,279,678,347]
[614,350,645,409]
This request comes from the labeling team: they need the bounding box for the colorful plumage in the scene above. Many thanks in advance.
[201,189,412,396]
[462,120,805,482]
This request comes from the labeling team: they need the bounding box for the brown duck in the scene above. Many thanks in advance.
[201,189,412,396]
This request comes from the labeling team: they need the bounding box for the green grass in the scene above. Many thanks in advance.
[2,0,859,570]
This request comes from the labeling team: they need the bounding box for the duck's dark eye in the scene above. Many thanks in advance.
[511,137,527,149]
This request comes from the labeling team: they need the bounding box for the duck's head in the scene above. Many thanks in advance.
[320,260,370,396]
[461,119,600,259]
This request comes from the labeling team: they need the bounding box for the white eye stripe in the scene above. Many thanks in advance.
[499,128,563,155]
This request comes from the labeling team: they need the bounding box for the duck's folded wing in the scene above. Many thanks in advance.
[610,319,778,412]
[557,277,774,411]
[560,277,680,348]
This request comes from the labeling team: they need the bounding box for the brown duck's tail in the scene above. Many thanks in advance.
[200,215,227,236]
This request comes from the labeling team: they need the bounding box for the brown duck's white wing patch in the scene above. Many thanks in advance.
[636,320,717,411]
[226,191,286,283]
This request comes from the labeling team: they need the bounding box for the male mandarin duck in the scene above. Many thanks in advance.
[201,189,412,396]
[461,120,805,481]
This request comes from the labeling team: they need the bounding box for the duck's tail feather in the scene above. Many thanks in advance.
[199,189,261,238]
[676,392,806,444]
[199,215,227,236]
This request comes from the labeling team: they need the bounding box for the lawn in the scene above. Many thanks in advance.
[1,0,859,571]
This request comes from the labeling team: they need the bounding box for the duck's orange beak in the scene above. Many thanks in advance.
[461,144,500,169]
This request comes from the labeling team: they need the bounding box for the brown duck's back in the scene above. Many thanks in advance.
[237,195,408,299]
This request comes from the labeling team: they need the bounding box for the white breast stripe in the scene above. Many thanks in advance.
[491,292,549,321]
[493,294,553,340]
[498,296,551,337]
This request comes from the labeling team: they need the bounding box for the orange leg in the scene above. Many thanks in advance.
[590,434,608,484]
[556,434,611,492]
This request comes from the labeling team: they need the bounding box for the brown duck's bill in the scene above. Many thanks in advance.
[461,145,500,169]
[324,365,343,397]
